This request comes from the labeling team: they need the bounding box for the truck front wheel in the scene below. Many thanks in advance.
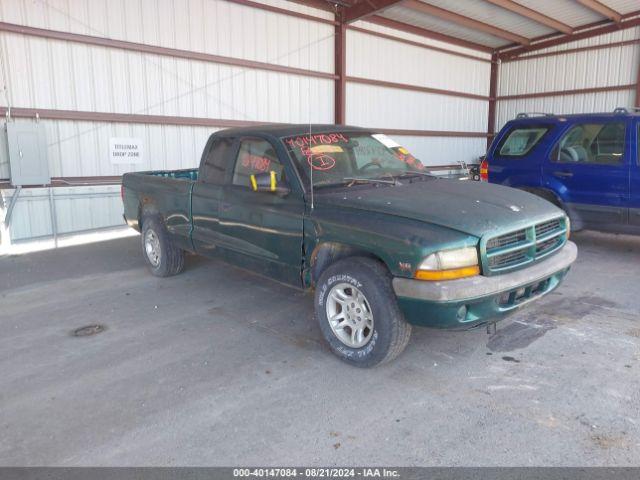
[315,257,412,367]
[140,217,185,277]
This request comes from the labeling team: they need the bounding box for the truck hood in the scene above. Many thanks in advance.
[316,178,563,238]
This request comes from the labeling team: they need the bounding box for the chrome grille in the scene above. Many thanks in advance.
[484,217,567,274]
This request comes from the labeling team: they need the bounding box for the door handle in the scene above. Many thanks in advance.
[552,171,573,178]
[220,202,232,212]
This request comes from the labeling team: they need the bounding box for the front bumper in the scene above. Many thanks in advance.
[392,241,577,329]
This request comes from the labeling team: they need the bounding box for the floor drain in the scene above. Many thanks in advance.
[72,325,105,337]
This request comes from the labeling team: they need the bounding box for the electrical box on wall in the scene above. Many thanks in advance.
[7,122,50,186]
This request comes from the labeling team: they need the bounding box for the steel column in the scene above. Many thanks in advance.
[636,53,640,108]
[487,54,499,151]
[334,19,347,125]
[3,185,22,228]
[48,187,58,248]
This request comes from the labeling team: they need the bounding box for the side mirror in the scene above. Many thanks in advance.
[250,171,290,195]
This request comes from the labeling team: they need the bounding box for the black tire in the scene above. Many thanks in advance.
[534,189,563,209]
[140,216,185,277]
[314,257,412,367]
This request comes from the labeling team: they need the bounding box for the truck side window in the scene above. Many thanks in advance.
[201,137,235,184]
[232,139,284,188]
[553,122,625,165]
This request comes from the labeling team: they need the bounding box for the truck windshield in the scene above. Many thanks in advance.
[282,132,427,188]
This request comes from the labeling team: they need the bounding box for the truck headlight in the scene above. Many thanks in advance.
[415,247,480,281]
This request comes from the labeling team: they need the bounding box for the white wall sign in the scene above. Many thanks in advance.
[109,137,144,164]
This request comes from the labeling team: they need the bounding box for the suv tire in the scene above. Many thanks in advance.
[315,257,412,367]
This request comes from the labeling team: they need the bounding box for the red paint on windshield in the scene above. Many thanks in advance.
[284,133,349,171]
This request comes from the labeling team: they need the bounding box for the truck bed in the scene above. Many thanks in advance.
[122,168,198,248]
[144,168,199,181]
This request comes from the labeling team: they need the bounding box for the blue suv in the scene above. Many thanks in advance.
[484,108,640,234]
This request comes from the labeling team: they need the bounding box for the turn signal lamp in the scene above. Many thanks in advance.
[480,158,489,181]
[415,247,480,281]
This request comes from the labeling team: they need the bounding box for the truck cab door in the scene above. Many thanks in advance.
[191,136,238,254]
[630,121,640,228]
[217,137,305,287]
[543,120,630,229]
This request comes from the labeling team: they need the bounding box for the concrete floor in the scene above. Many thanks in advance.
[1,230,638,466]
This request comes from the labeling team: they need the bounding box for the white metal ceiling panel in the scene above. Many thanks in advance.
[514,0,603,28]
[416,0,554,39]
[600,0,640,15]
[383,4,508,48]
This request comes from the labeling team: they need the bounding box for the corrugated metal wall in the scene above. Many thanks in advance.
[0,0,495,245]
[8,0,633,246]
[0,0,335,244]
[1,121,218,179]
[496,26,640,129]
[346,22,491,166]
[1,185,122,241]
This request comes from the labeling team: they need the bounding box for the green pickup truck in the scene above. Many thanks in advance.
[122,124,577,367]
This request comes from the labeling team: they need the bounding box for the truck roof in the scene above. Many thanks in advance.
[214,123,372,138]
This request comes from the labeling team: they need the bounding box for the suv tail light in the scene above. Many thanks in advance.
[480,158,489,182]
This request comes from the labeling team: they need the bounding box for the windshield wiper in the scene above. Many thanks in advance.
[396,171,437,179]
[343,177,398,186]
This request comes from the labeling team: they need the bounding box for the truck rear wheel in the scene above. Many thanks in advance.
[141,217,185,277]
[315,257,412,367]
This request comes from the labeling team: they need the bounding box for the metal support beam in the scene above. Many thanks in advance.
[498,14,640,60]
[483,0,573,35]
[367,15,494,53]
[226,0,337,25]
[0,22,337,81]
[347,76,490,100]
[48,187,58,248]
[403,0,530,45]
[497,83,636,101]
[487,54,499,151]
[334,19,346,124]
[575,0,622,23]
[348,25,491,62]
[343,0,406,23]
[636,51,640,108]
[3,185,22,228]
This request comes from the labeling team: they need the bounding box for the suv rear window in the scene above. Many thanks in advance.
[498,127,549,157]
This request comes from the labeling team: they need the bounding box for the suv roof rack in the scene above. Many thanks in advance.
[515,112,554,118]
[613,107,640,114]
